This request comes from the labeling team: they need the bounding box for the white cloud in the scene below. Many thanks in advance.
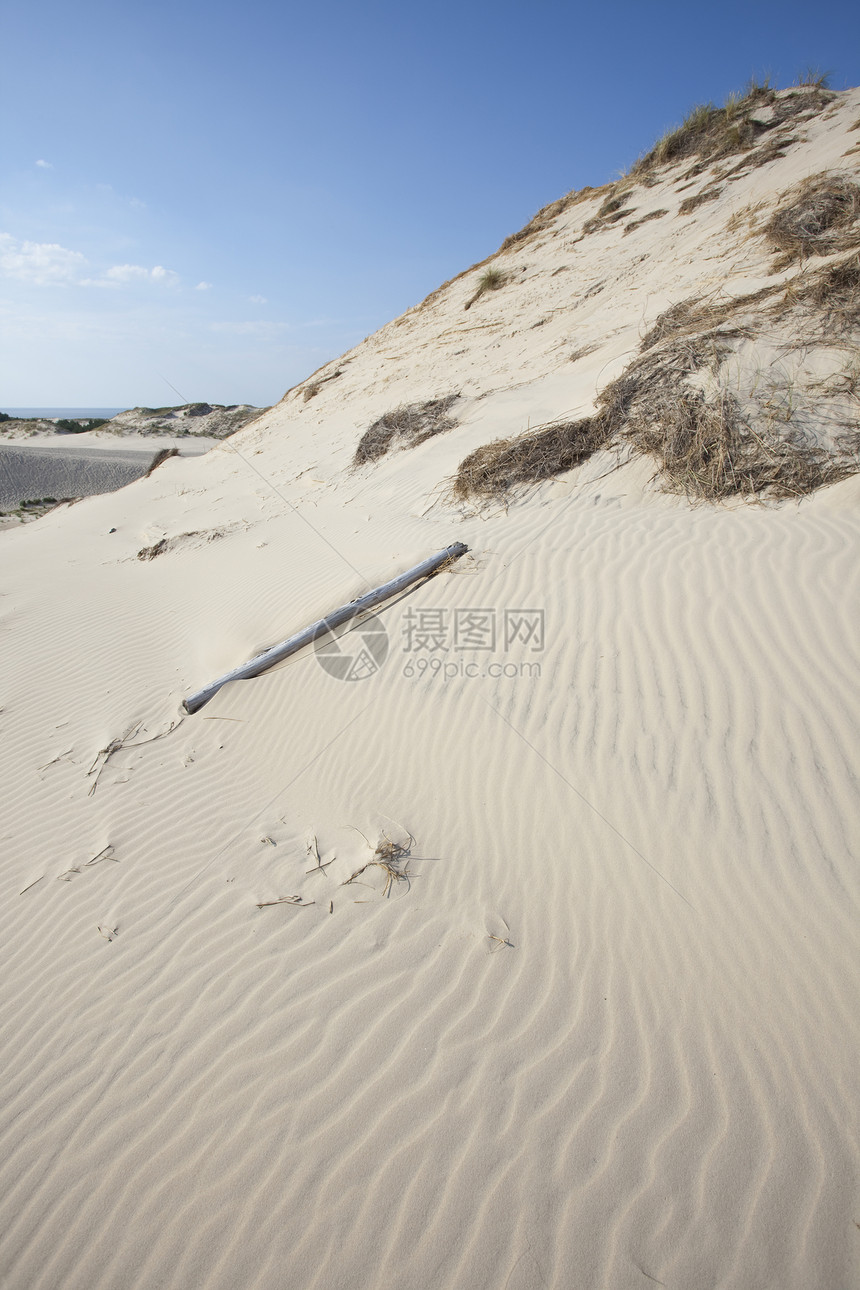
[104,264,149,282]
[0,233,179,291]
[35,159,53,169]
[249,294,267,304]
[95,263,180,287]
[0,232,85,285]
[195,280,213,291]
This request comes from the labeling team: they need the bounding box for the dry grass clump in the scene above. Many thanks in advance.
[453,417,607,500]
[599,331,856,500]
[353,394,460,466]
[678,186,723,216]
[619,383,849,499]
[138,538,168,561]
[624,208,668,235]
[640,299,704,349]
[639,285,779,351]
[582,190,638,235]
[785,254,860,333]
[465,267,508,310]
[764,173,860,263]
[639,297,745,350]
[724,200,769,235]
[747,133,800,170]
[342,832,413,898]
[596,317,857,499]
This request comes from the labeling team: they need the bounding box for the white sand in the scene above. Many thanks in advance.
[1,88,859,1289]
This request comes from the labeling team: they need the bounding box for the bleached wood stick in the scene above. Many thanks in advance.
[183,541,469,713]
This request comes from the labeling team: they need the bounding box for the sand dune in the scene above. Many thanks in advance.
[1,83,859,1289]
[0,440,174,511]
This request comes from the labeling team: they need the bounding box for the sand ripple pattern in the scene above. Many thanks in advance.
[1,481,858,1289]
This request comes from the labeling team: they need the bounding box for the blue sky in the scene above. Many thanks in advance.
[2,0,859,408]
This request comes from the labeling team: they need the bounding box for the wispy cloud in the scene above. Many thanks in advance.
[35,159,53,170]
[82,263,180,288]
[0,233,84,285]
[249,294,267,304]
[195,280,213,290]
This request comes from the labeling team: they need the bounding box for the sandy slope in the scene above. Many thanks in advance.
[1,87,859,1289]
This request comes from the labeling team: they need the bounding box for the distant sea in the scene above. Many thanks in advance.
[2,408,125,419]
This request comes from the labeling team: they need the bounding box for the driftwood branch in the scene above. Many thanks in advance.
[183,540,469,713]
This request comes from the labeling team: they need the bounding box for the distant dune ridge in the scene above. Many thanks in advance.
[1,403,264,441]
[0,404,265,521]
[1,81,859,1290]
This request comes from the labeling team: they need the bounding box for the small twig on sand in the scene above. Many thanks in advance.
[87,719,183,796]
[488,933,515,953]
[57,845,116,881]
[488,917,515,952]
[305,833,335,874]
[256,895,315,909]
[306,857,335,874]
[19,876,45,895]
[84,845,116,867]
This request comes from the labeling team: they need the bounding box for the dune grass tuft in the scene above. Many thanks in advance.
[678,186,723,216]
[353,395,460,466]
[465,267,508,310]
[764,173,860,263]
[452,417,606,500]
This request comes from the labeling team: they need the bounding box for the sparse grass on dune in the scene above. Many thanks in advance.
[629,80,834,180]
[497,186,609,254]
[414,82,842,314]
[384,79,860,502]
[453,270,860,504]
